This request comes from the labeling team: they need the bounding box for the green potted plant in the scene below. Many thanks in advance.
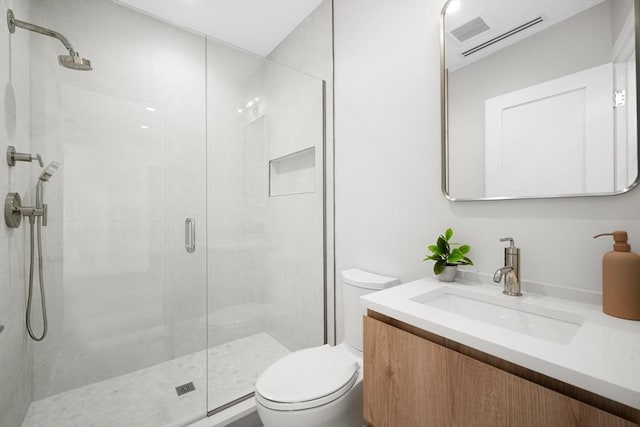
[423,228,473,282]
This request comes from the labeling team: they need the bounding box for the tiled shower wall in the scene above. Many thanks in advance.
[265,0,333,349]
[205,23,327,353]
[0,0,34,425]
[261,62,325,351]
[206,39,269,346]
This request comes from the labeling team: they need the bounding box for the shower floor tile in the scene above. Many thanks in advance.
[21,333,288,427]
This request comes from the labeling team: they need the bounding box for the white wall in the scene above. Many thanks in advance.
[0,1,34,425]
[334,0,640,343]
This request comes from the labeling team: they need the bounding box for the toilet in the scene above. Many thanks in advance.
[255,268,400,427]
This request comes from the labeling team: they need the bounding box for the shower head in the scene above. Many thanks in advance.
[39,162,59,182]
[7,9,93,71]
[58,53,92,71]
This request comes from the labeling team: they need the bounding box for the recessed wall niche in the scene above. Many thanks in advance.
[269,147,316,196]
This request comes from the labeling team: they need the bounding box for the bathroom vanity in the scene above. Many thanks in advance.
[361,278,640,426]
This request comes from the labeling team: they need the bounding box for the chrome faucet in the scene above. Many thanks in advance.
[493,237,521,296]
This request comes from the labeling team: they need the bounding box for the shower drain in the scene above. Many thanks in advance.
[175,382,196,396]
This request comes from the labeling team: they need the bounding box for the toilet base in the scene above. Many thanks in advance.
[256,380,363,427]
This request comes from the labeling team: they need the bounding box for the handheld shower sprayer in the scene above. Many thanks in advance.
[3,160,60,341]
[7,9,92,71]
[39,161,59,182]
[36,162,58,227]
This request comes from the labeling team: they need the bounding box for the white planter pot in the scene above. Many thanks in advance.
[437,265,458,282]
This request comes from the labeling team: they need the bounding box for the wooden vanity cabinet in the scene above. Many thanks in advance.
[363,313,639,427]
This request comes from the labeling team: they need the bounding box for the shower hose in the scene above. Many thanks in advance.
[26,215,48,341]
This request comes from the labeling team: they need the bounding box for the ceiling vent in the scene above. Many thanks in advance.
[450,17,490,43]
[462,16,544,57]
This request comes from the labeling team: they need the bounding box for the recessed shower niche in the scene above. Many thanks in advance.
[269,146,316,196]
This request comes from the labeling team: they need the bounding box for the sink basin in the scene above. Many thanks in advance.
[410,286,584,344]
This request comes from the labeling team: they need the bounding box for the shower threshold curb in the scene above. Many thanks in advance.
[187,398,257,427]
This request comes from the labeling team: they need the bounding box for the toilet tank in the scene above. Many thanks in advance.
[341,269,400,351]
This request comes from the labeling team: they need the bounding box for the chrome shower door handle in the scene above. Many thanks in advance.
[185,217,196,254]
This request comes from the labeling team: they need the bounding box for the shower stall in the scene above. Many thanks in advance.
[0,0,332,426]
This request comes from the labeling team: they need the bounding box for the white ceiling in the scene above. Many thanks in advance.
[116,0,323,57]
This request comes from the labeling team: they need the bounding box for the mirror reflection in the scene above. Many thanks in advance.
[442,0,639,200]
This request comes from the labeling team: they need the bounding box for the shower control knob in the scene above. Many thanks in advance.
[7,146,44,167]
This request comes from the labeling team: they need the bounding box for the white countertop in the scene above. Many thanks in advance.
[361,277,640,410]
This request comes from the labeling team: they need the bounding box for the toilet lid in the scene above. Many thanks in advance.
[255,345,359,411]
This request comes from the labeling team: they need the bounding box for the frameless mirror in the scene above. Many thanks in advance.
[441,0,640,200]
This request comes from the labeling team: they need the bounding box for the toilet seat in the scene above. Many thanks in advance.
[255,344,360,411]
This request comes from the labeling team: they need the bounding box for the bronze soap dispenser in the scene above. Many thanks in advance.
[593,231,640,320]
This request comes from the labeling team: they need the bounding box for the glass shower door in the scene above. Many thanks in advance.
[23,1,209,426]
